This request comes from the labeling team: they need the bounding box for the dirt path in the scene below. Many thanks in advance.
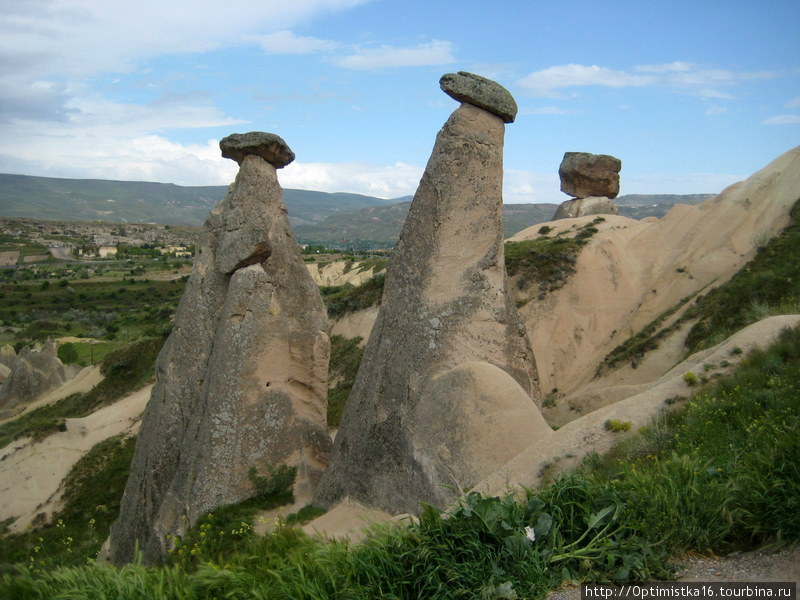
[545,545,799,600]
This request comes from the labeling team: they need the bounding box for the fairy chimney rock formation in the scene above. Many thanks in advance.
[0,344,15,367]
[553,152,622,219]
[109,132,330,565]
[313,73,548,516]
[0,341,76,415]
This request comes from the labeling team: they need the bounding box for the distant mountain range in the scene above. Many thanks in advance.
[0,173,714,245]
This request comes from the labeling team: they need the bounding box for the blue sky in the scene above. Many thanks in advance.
[1,0,798,204]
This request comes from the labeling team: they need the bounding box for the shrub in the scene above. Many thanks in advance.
[327,335,364,427]
[57,342,79,364]
[605,419,632,432]
[683,371,699,386]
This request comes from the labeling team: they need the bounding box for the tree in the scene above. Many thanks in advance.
[58,342,79,364]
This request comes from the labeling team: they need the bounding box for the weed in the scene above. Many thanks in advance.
[605,419,632,432]
[167,462,298,569]
[597,293,697,375]
[2,329,798,598]
[505,220,600,297]
[323,273,385,319]
[0,337,164,447]
[327,335,364,427]
[0,435,136,568]
[285,505,327,525]
[683,372,699,386]
[683,199,800,352]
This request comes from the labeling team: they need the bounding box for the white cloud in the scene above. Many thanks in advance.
[634,61,693,74]
[696,89,735,100]
[0,132,239,187]
[785,96,800,109]
[334,40,455,70]
[503,169,561,204]
[282,164,565,204]
[764,114,800,125]
[0,90,248,185]
[517,64,651,97]
[516,62,776,99]
[705,106,728,115]
[0,0,369,135]
[280,161,423,198]
[249,30,338,54]
[0,0,369,80]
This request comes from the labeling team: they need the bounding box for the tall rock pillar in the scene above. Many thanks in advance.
[314,73,548,515]
[109,132,331,565]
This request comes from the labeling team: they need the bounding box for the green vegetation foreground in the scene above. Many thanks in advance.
[2,325,798,599]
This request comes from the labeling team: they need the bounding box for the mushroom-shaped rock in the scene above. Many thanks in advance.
[109,135,330,566]
[313,75,542,516]
[559,152,622,199]
[220,132,295,168]
[440,71,518,123]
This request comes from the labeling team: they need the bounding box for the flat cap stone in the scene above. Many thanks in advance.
[439,71,517,123]
[220,132,295,168]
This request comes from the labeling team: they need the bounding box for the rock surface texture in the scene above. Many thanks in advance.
[109,133,330,565]
[0,341,77,415]
[313,76,546,516]
[440,71,518,123]
[552,196,620,220]
[559,152,621,199]
[0,344,15,367]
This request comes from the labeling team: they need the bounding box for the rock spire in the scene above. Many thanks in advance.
[313,73,547,515]
[109,132,331,565]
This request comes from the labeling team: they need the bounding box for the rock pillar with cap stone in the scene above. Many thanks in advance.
[109,132,331,565]
[552,152,622,219]
[313,73,548,515]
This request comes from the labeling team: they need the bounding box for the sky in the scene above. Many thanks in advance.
[1,0,798,204]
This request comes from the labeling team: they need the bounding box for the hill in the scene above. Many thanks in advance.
[0,174,714,244]
[0,173,395,227]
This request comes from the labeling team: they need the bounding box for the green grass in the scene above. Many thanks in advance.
[327,335,364,427]
[597,198,800,375]
[505,218,603,302]
[596,293,698,374]
[0,234,49,257]
[165,464,298,570]
[0,337,165,447]
[322,273,385,319]
[0,435,136,569]
[682,199,800,352]
[62,341,119,366]
[0,277,185,329]
[3,326,797,597]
